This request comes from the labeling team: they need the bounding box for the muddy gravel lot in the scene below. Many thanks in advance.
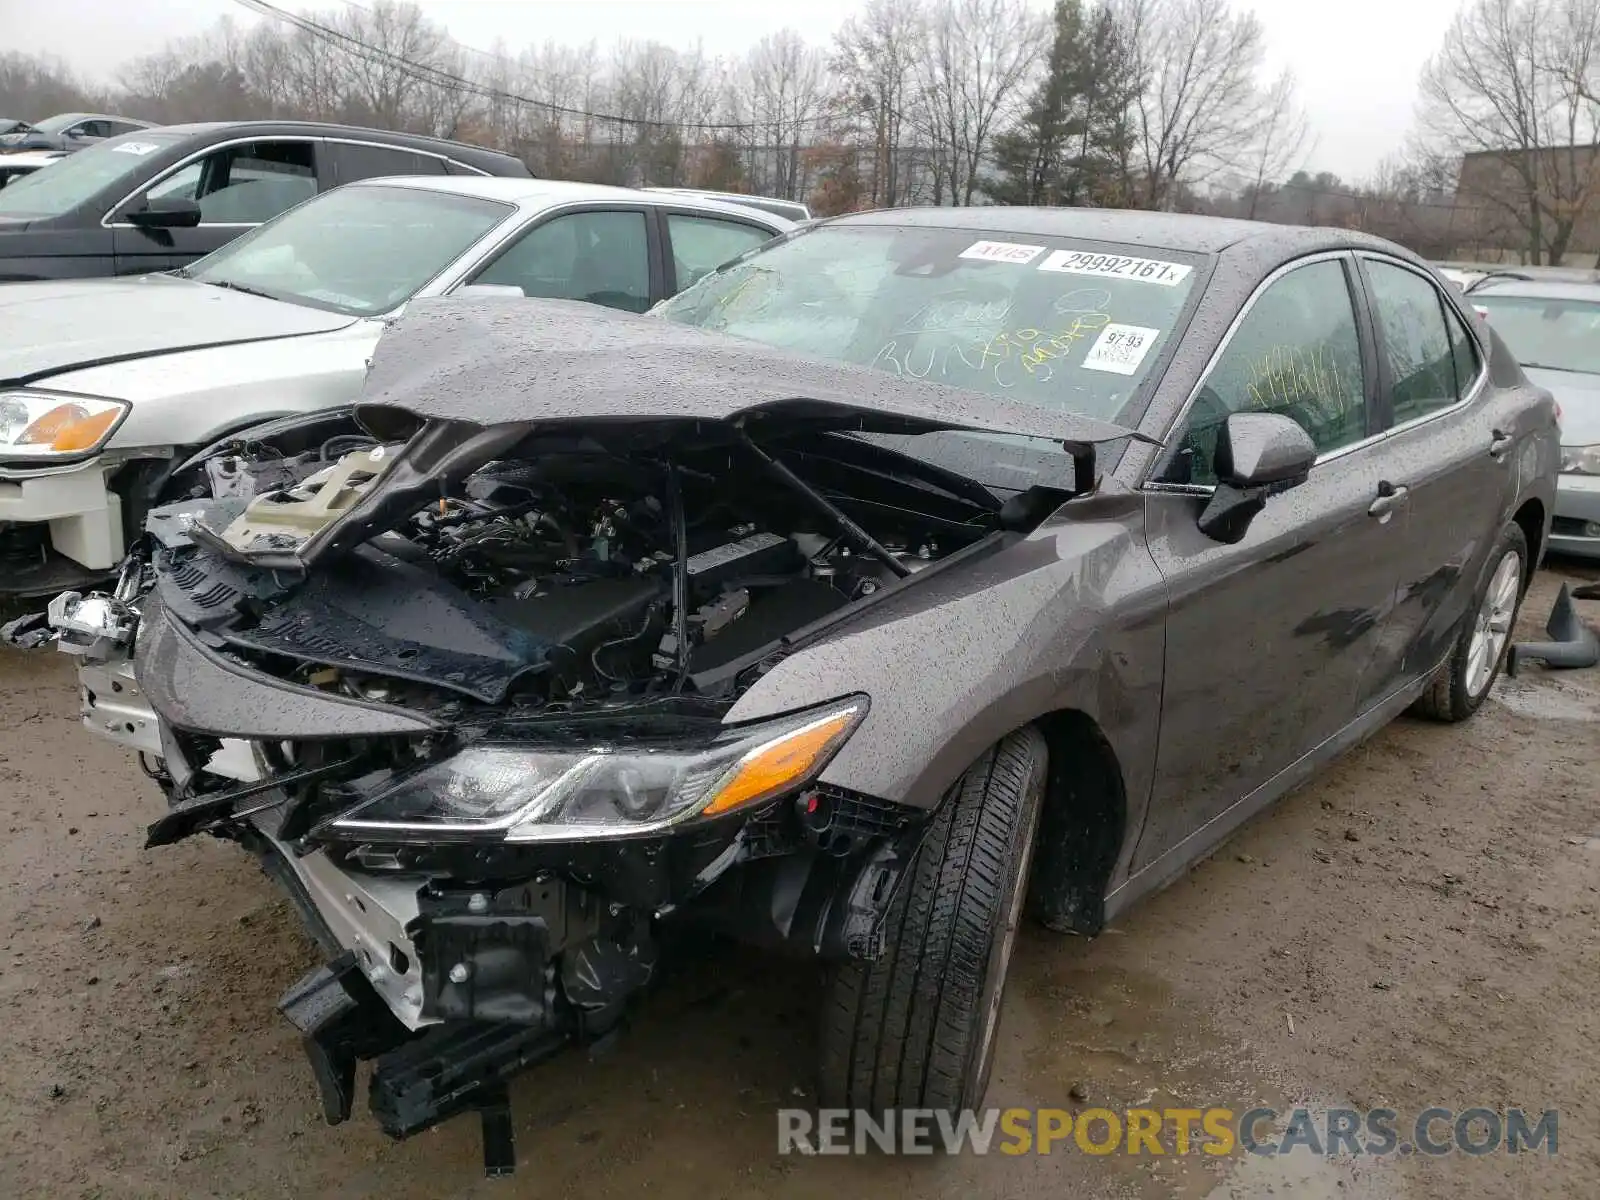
[1,563,1597,1199]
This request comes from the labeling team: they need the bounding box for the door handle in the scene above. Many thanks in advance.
[1489,429,1514,460]
[1368,482,1409,519]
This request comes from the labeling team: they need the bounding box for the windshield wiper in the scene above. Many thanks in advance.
[200,278,280,301]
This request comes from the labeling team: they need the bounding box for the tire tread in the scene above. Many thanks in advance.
[818,727,1047,1113]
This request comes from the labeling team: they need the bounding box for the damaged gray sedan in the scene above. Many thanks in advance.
[17,210,1561,1174]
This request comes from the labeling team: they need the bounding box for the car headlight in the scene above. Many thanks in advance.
[0,391,130,459]
[1560,444,1600,475]
[325,697,867,843]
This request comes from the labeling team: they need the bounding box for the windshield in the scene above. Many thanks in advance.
[31,115,85,135]
[184,183,515,317]
[655,223,1202,425]
[0,130,183,218]
[1474,293,1600,375]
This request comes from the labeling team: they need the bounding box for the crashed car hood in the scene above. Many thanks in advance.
[266,296,1153,569]
[358,295,1154,446]
[0,274,359,384]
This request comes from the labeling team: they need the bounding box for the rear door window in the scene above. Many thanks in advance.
[1364,260,1465,424]
[326,142,450,186]
[665,213,776,289]
[470,209,653,312]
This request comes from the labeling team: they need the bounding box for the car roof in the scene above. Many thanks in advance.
[1469,278,1600,301]
[344,175,796,225]
[646,187,810,213]
[146,120,525,169]
[39,112,151,127]
[827,206,1403,258]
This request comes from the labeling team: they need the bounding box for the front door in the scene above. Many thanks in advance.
[1134,254,1409,871]
[112,139,322,274]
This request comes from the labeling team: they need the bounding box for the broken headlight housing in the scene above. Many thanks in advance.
[325,697,867,843]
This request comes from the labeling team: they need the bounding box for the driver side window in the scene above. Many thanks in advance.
[1166,259,1368,486]
[135,141,317,226]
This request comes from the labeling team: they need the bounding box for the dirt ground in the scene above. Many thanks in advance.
[0,562,1596,1200]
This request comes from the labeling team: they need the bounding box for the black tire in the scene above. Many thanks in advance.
[817,727,1047,1115]
[1411,521,1528,723]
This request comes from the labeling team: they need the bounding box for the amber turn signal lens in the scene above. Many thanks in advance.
[49,407,124,452]
[16,402,91,445]
[700,706,862,817]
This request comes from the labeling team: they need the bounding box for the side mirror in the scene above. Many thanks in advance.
[125,196,203,229]
[1198,412,1316,544]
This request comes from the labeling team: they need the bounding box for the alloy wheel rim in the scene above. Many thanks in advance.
[1466,551,1522,698]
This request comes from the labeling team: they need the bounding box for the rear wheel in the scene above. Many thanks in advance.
[1412,522,1527,723]
[817,727,1047,1114]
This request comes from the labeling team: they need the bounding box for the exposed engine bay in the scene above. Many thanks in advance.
[151,417,1006,721]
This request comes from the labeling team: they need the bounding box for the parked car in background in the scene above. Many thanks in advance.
[0,119,32,137]
[644,185,811,222]
[0,150,67,190]
[21,211,1555,1170]
[0,176,791,594]
[0,112,153,153]
[1471,277,1600,557]
[0,120,533,282]
[1435,264,1484,291]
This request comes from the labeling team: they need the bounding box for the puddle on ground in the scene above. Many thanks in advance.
[1490,674,1600,722]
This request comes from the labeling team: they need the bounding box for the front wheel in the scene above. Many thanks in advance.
[1412,522,1528,723]
[817,727,1047,1115]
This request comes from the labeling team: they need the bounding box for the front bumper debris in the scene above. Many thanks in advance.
[48,589,138,659]
[279,953,569,1177]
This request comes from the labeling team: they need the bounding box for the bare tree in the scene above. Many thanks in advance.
[0,51,98,118]
[918,0,1045,204]
[1123,0,1265,210]
[744,31,830,200]
[325,1,464,134]
[832,0,930,207]
[248,20,348,121]
[1420,0,1600,264]
[1242,70,1311,218]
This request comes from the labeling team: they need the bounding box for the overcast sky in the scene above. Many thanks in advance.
[4,0,1463,183]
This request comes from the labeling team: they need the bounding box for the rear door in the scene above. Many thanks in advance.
[1136,253,1409,871]
[111,138,321,273]
[1354,254,1515,681]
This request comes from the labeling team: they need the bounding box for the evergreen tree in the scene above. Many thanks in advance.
[987,0,1140,207]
